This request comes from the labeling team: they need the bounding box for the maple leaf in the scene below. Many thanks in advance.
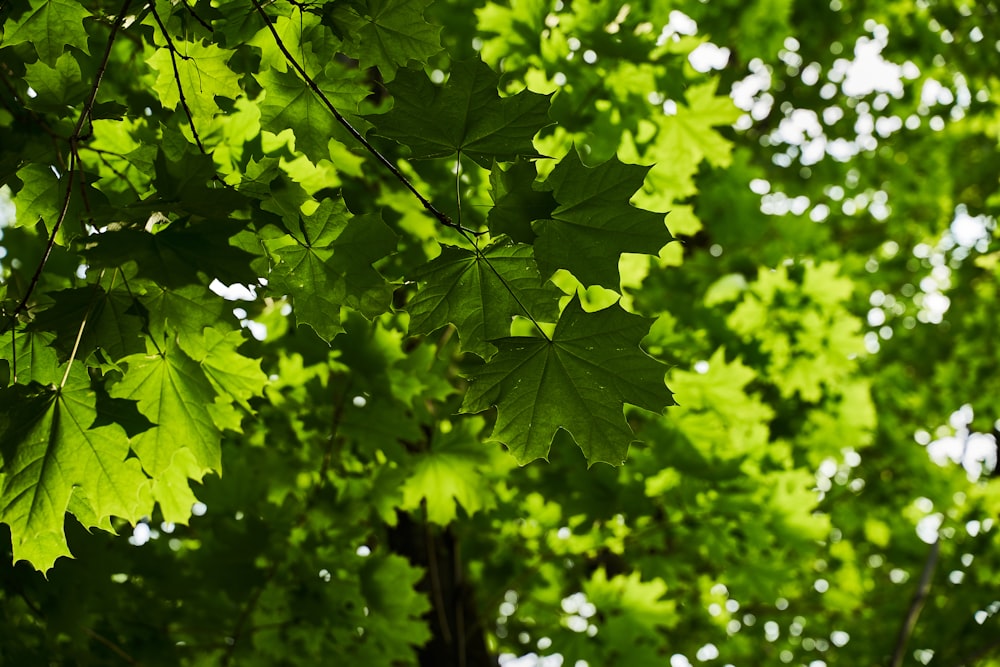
[83,219,259,289]
[369,58,551,167]
[462,296,673,465]
[23,52,88,113]
[176,328,268,412]
[327,0,443,79]
[110,340,223,478]
[534,151,672,290]
[255,65,370,164]
[0,365,152,571]
[406,239,560,358]
[400,417,497,524]
[0,330,59,385]
[26,285,145,363]
[1,0,91,65]
[487,158,556,243]
[147,41,244,128]
[264,197,396,340]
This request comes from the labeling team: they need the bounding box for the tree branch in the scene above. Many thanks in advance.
[890,538,940,667]
[150,4,206,153]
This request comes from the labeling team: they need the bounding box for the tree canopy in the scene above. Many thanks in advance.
[1,0,999,665]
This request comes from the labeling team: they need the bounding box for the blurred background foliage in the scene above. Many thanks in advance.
[1,0,999,665]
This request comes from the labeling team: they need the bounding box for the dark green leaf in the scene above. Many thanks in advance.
[534,151,673,289]
[462,296,672,464]
[370,59,551,168]
[407,239,560,358]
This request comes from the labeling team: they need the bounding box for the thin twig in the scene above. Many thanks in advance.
[890,538,940,667]
[150,4,206,153]
[0,0,134,337]
[957,634,1000,666]
[60,269,109,387]
[181,0,214,32]
[82,626,140,665]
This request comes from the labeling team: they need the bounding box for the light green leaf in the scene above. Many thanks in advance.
[1,0,91,65]
[265,197,396,340]
[0,365,152,571]
[400,417,495,524]
[0,330,60,385]
[176,328,268,411]
[110,340,222,477]
[23,51,88,113]
[462,296,673,465]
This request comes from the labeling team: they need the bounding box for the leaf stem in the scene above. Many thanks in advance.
[890,537,940,667]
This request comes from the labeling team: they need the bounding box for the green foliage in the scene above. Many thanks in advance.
[2,0,1000,666]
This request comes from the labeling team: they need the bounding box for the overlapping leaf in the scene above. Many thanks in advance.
[534,151,672,289]
[255,65,370,163]
[327,0,443,79]
[370,58,551,167]
[147,41,243,127]
[462,296,673,465]
[83,219,259,289]
[110,340,223,479]
[1,0,91,65]
[487,159,556,243]
[264,197,396,340]
[407,239,560,357]
[26,285,145,362]
[0,365,152,570]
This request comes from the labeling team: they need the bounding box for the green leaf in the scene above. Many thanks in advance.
[265,197,396,340]
[11,163,102,240]
[139,283,233,341]
[0,330,60,385]
[23,51,88,113]
[400,417,496,524]
[0,365,152,571]
[176,328,268,412]
[110,340,223,478]
[487,158,556,243]
[1,0,91,65]
[255,65,370,163]
[462,296,672,464]
[329,0,443,79]
[534,151,672,289]
[146,40,243,128]
[370,59,551,168]
[26,285,145,363]
[83,220,259,289]
[406,239,560,358]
